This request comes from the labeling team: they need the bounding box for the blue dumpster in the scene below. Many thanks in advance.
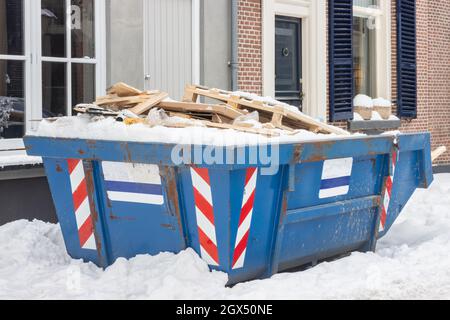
[24,132,433,285]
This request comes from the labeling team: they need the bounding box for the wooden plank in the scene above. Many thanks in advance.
[95,95,149,106]
[186,84,349,135]
[167,112,192,119]
[128,92,169,115]
[271,113,283,127]
[182,85,199,102]
[107,82,142,97]
[157,101,245,120]
[201,121,280,137]
[432,146,447,163]
[212,114,233,124]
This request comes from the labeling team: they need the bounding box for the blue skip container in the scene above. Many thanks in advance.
[24,132,433,285]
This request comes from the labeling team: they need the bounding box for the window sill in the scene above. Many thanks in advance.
[0,162,45,181]
[348,119,401,135]
[0,154,43,170]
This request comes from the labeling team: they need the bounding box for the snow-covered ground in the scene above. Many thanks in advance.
[1,174,449,300]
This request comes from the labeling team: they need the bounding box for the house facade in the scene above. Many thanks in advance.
[0,0,449,224]
[236,0,450,166]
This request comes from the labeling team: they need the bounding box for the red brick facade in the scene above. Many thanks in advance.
[237,0,263,95]
[237,0,450,165]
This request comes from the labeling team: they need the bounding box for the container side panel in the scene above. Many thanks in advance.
[227,168,286,284]
[43,158,101,264]
[287,155,383,209]
[95,161,185,261]
[279,202,379,270]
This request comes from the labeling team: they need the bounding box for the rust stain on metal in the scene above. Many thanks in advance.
[109,214,136,221]
[122,142,133,162]
[161,166,185,240]
[281,194,288,218]
[373,196,381,207]
[292,144,302,163]
[56,164,62,172]
[78,149,85,155]
[161,224,176,230]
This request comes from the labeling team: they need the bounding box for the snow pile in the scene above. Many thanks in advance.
[354,94,374,108]
[32,114,357,147]
[389,115,400,121]
[232,111,262,129]
[232,91,301,115]
[353,112,364,121]
[373,98,392,108]
[1,174,450,299]
[371,111,383,121]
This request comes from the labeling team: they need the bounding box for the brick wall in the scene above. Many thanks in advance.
[236,0,450,164]
[237,0,263,94]
[426,0,450,164]
[392,0,450,164]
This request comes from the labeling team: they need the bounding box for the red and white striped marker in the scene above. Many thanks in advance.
[67,159,96,250]
[232,168,258,269]
[190,168,219,266]
[379,151,399,232]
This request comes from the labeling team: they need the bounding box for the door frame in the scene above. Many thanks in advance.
[262,0,327,121]
[142,0,201,90]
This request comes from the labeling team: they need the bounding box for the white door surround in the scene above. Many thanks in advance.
[263,0,327,121]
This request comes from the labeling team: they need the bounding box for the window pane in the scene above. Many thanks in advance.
[42,62,66,117]
[0,60,24,138]
[71,0,95,58]
[353,0,379,8]
[0,0,24,55]
[353,16,377,97]
[72,63,95,107]
[42,0,66,57]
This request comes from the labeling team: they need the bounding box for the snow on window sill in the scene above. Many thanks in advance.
[0,154,43,169]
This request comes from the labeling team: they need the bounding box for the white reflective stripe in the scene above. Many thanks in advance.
[195,207,217,246]
[235,209,253,248]
[319,186,349,199]
[242,170,257,206]
[200,246,218,266]
[70,161,85,193]
[322,158,353,179]
[190,169,212,205]
[233,248,246,269]
[102,161,162,185]
[107,191,164,205]
[82,233,96,250]
[383,191,391,210]
[75,197,91,228]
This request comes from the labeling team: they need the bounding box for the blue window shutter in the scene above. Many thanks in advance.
[329,0,354,122]
[397,0,417,118]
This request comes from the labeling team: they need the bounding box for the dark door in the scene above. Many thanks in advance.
[275,16,302,109]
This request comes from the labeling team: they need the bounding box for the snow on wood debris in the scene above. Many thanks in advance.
[70,82,349,137]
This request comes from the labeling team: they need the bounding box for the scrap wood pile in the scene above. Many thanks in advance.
[74,82,350,137]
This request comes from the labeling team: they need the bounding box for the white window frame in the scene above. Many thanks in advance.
[0,0,106,155]
[0,0,32,154]
[262,0,327,122]
[353,0,392,100]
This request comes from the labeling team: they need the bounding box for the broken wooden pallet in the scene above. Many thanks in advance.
[157,101,246,121]
[107,82,143,97]
[94,90,169,115]
[183,84,349,135]
[128,92,169,115]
